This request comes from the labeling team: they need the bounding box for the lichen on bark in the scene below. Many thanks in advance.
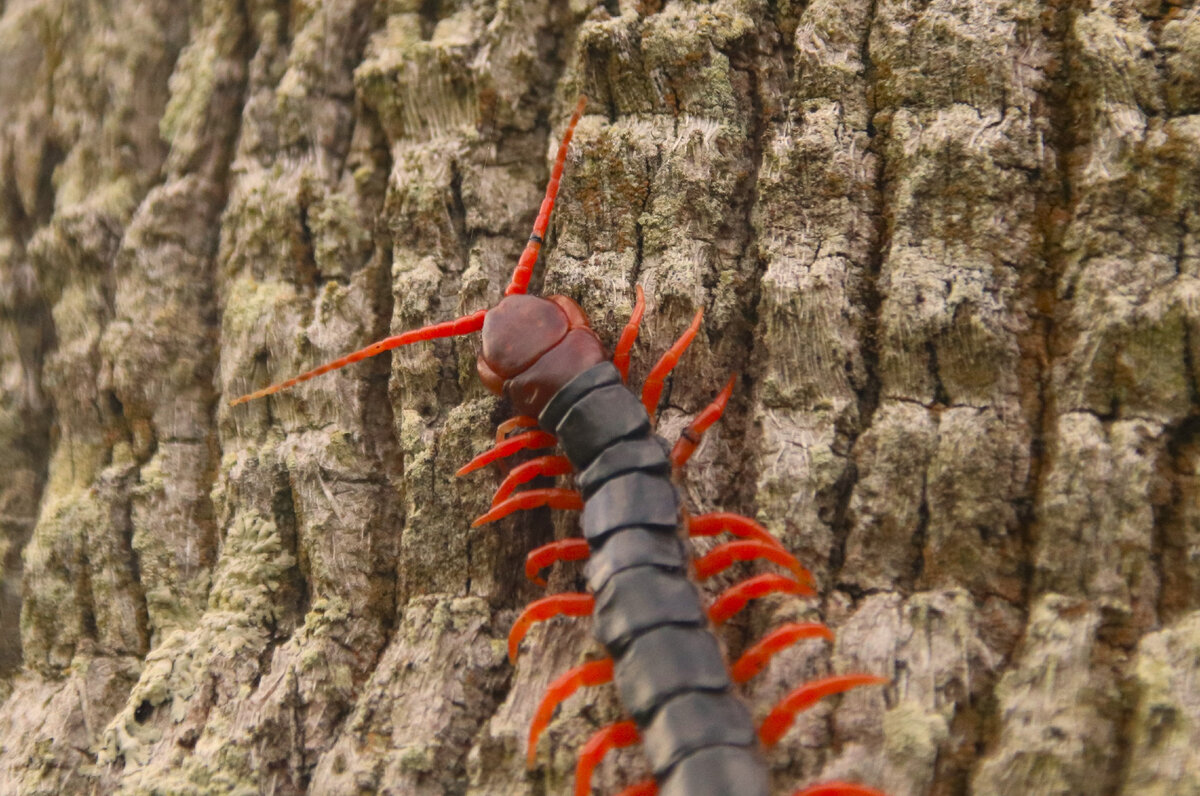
[1,0,1199,795]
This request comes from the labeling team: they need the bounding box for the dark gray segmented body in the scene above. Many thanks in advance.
[538,362,769,796]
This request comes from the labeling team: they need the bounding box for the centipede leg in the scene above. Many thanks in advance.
[791,783,888,796]
[492,455,573,506]
[456,430,558,476]
[574,721,641,796]
[508,593,594,663]
[471,487,583,527]
[731,622,834,683]
[495,415,540,444]
[758,673,890,747]
[641,307,704,421]
[692,539,811,584]
[527,658,614,768]
[687,512,789,552]
[525,537,591,587]
[614,780,658,796]
[613,285,646,383]
[670,374,736,468]
[708,573,815,625]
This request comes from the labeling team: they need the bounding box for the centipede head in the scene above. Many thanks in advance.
[228,97,589,409]
[478,293,606,416]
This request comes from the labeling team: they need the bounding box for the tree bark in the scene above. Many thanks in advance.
[1,0,1198,794]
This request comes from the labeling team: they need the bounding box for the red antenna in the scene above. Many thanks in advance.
[229,97,588,407]
[505,95,588,296]
[228,311,487,405]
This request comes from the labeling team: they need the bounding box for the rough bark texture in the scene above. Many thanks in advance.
[1,0,1198,794]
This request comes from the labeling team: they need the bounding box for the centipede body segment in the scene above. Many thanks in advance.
[231,96,887,796]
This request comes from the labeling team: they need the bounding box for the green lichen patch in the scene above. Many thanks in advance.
[1122,612,1200,794]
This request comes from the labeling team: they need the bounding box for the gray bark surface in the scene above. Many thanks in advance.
[1,0,1198,794]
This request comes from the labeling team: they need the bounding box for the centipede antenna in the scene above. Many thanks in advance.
[229,308,488,406]
[506,95,588,296]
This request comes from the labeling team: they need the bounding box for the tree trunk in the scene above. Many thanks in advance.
[1,0,1198,794]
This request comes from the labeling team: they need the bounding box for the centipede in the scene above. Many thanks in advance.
[231,96,888,796]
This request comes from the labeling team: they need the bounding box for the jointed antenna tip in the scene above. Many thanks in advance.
[505,96,589,296]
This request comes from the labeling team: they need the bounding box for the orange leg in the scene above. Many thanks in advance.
[492,455,574,507]
[708,573,815,625]
[615,781,658,796]
[692,539,812,584]
[527,658,614,768]
[230,309,488,406]
[687,512,789,552]
[506,96,588,296]
[758,673,890,747]
[731,622,834,683]
[471,488,583,527]
[525,538,591,587]
[792,784,888,796]
[613,285,646,383]
[508,593,594,663]
[641,307,704,420]
[670,374,736,468]
[456,430,558,476]
[575,721,641,796]
[496,415,540,444]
